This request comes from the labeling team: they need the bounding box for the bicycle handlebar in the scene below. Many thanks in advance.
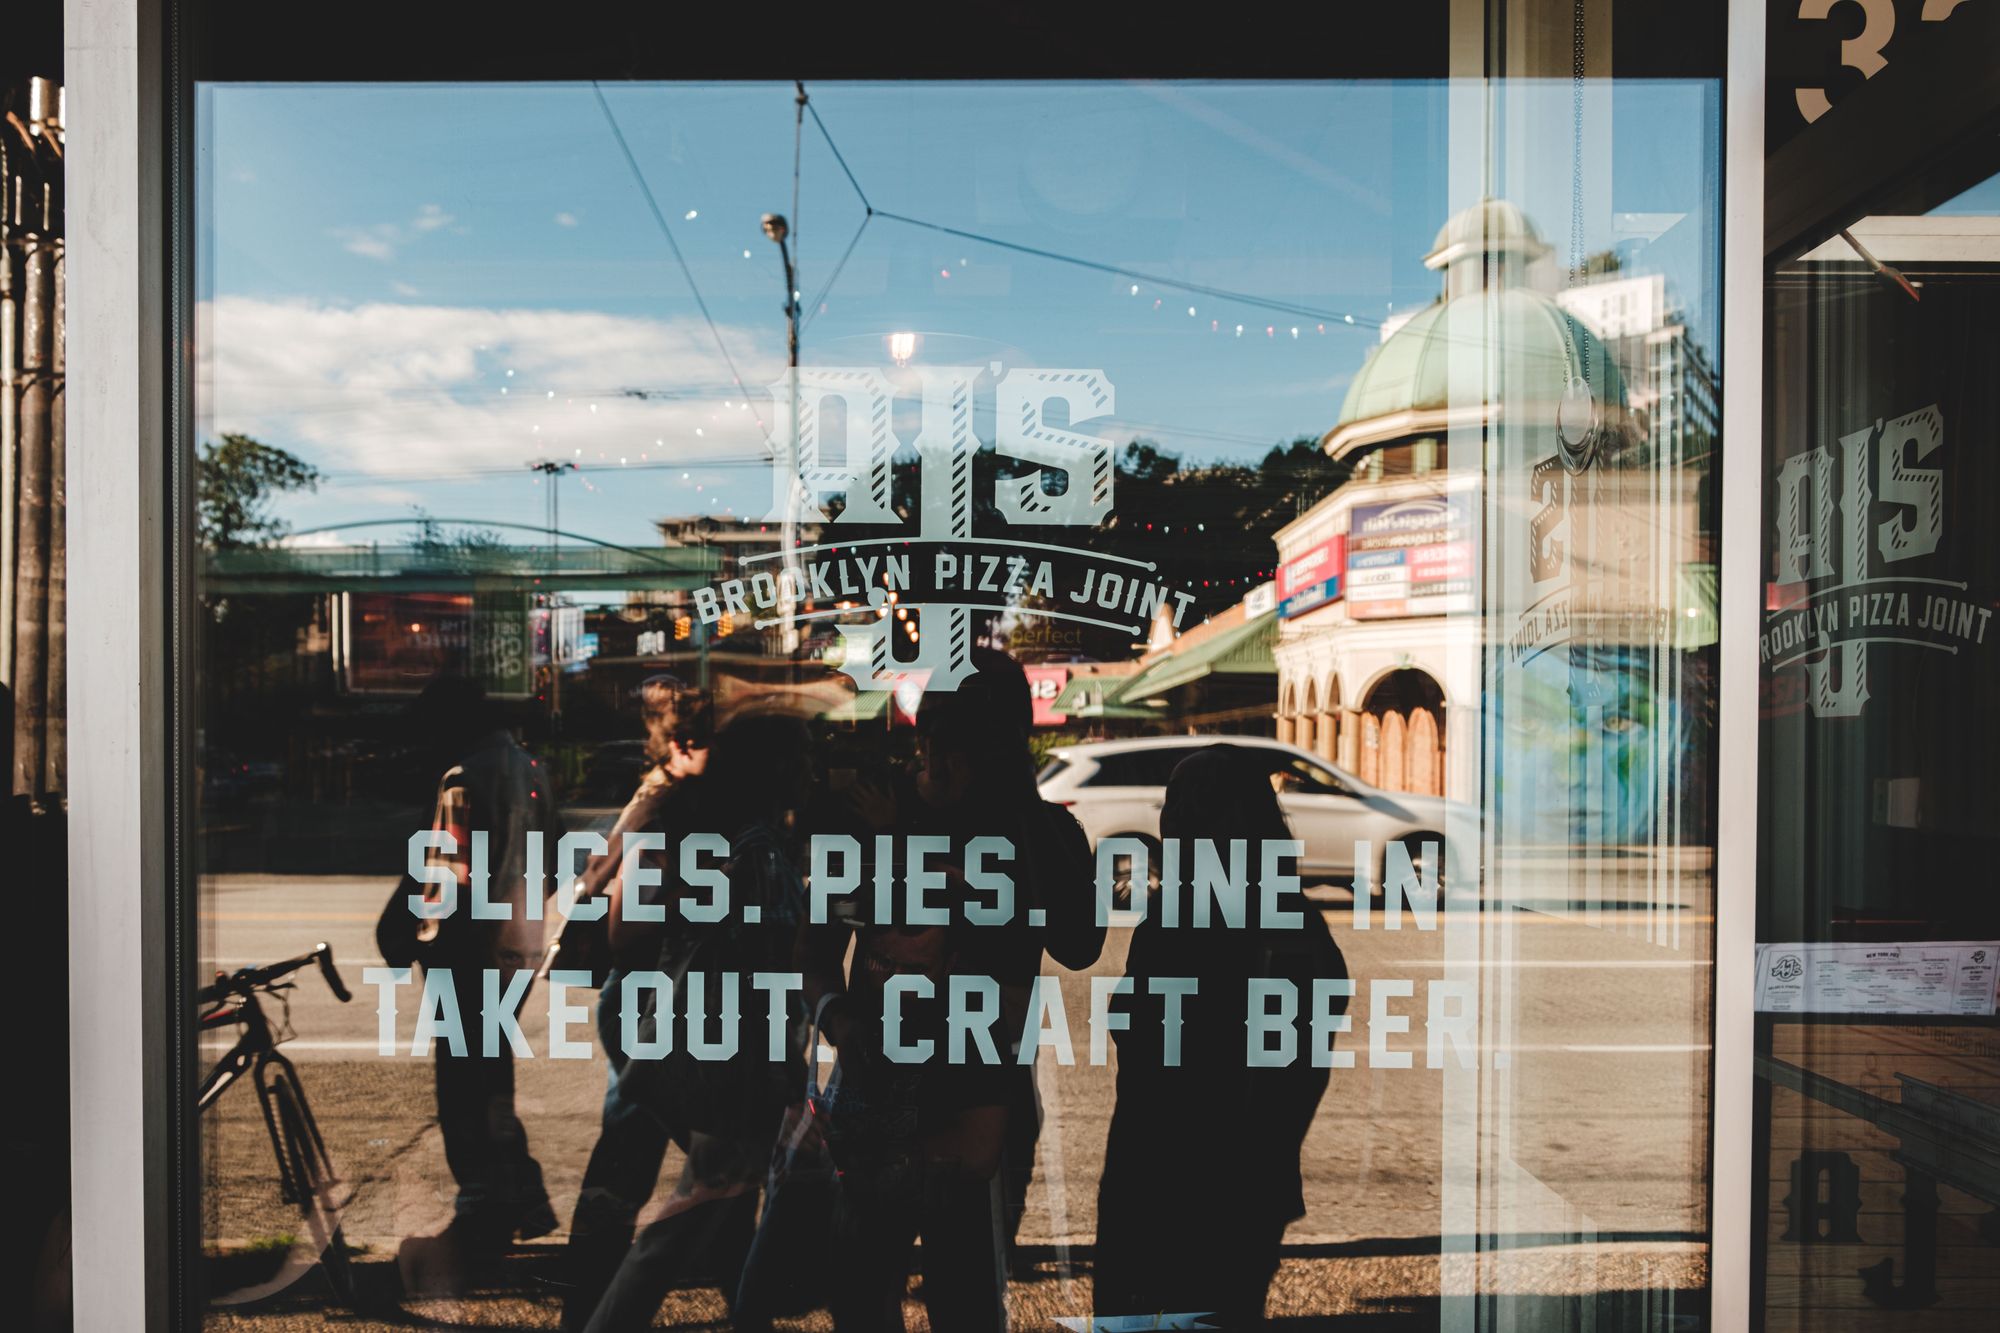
[315,946,353,1003]
[196,942,353,1007]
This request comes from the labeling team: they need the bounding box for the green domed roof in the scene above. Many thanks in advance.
[1331,286,1627,446]
[1424,197,1552,271]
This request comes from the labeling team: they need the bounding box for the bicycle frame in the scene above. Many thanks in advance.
[200,992,310,1206]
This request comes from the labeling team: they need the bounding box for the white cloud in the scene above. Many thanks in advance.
[199,297,778,483]
[389,280,421,297]
[554,211,579,227]
[336,224,400,260]
[332,204,461,261]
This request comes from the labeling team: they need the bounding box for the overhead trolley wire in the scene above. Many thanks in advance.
[794,82,1390,336]
[591,80,773,440]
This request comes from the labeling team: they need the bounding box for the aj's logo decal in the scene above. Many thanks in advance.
[1766,403,1992,717]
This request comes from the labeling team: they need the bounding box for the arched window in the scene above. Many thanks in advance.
[1362,668,1446,796]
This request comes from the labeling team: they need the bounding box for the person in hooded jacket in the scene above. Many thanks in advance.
[1092,744,1349,1330]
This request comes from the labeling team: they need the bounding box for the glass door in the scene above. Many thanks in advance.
[1755,159,2000,1332]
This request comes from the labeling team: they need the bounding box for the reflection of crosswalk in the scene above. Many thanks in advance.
[1056,1318,1217,1331]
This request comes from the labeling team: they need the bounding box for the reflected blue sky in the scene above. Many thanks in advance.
[196,79,1717,551]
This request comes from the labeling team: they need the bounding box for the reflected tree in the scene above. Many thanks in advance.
[196,433,323,550]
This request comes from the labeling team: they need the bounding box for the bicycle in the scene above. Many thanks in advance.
[197,942,356,1308]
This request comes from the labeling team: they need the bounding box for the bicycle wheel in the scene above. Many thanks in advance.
[207,1065,352,1310]
[270,1069,354,1307]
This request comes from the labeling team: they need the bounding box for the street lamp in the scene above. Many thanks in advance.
[763,212,801,655]
[888,331,918,367]
[527,457,577,725]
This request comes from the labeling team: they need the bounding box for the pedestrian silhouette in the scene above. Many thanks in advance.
[389,675,563,1296]
[559,675,712,1331]
[1093,744,1348,1329]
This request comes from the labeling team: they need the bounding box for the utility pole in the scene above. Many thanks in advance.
[762,210,801,658]
[527,457,575,726]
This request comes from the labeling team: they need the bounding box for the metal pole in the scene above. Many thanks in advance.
[0,91,27,691]
[762,211,801,662]
[45,200,64,797]
[782,236,800,659]
[39,71,65,797]
[527,458,573,727]
[0,215,16,692]
[12,218,55,804]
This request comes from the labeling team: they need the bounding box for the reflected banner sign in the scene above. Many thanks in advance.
[1344,494,1476,620]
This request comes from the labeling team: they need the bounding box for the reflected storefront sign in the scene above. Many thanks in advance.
[1344,494,1476,620]
[335,591,534,697]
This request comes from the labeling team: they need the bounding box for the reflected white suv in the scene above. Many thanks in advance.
[1036,735,1470,895]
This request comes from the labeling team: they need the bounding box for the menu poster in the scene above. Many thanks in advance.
[1755,941,2000,1016]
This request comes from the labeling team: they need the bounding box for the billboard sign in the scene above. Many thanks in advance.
[336,591,533,697]
[1345,493,1477,620]
[1277,535,1345,619]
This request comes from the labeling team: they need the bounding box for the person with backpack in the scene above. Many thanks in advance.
[382,676,563,1296]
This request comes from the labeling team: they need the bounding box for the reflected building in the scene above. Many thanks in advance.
[1274,199,1717,823]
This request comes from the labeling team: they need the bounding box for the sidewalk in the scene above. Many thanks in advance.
[198,1239,1699,1330]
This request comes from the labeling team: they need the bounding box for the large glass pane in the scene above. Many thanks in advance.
[183,5,1723,1327]
[1754,161,2000,1331]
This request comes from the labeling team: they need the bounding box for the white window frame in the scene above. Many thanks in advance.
[66,0,172,1329]
[1710,4,1764,1330]
[61,2,1766,1327]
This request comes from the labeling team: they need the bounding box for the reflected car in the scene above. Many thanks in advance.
[1036,735,1473,899]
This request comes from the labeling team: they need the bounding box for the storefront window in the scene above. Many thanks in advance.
[181,5,1725,1327]
[1755,161,2000,1333]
